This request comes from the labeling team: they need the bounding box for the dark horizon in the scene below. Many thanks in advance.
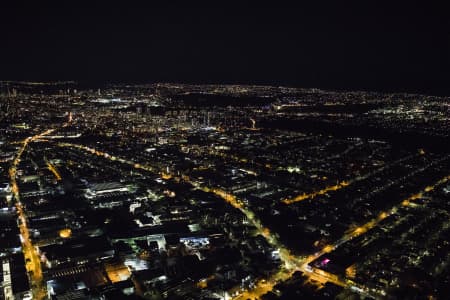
[1,2,450,96]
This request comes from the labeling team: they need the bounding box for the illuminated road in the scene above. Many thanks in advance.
[283,153,421,205]
[191,186,306,299]
[283,181,350,204]
[45,158,62,181]
[9,128,58,300]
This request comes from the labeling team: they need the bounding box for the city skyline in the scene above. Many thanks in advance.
[1,3,450,95]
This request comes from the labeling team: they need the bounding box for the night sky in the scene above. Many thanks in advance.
[1,2,450,94]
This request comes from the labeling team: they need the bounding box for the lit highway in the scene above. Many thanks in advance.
[8,128,59,299]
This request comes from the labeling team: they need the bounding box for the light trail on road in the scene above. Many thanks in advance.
[45,159,62,181]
